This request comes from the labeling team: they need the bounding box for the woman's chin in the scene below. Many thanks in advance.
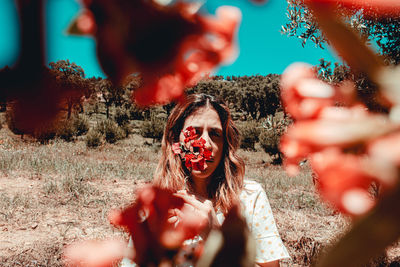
[191,168,213,179]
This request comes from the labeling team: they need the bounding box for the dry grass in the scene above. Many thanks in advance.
[0,125,398,266]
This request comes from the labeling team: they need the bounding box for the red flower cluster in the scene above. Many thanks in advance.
[71,0,241,107]
[172,126,212,171]
[280,63,400,216]
[305,0,400,15]
[64,185,205,267]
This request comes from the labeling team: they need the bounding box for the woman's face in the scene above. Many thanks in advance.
[180,106,224,181]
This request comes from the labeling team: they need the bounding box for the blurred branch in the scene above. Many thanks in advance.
[316,180,400,267]
[16,0,44,75]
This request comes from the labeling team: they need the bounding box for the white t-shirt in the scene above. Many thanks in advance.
[237,179,290,263]
[121,180,290,266]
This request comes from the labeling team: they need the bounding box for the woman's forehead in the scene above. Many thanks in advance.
[184,107,222,128]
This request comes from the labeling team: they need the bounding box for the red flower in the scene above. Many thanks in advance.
[64,239,129,267]
[368,132,400,167]
[172,142,183,155]
[202,147,212,160]
[192,138,206,148]
[280,103,397,175]
[184,154,196,169]
[305,0,400,15]
[280,62,335,120]
[109,186,204,266]
[76,9,96,35]
[311,148,378,215]
[75,1,241,107]
[191,155,207,171]
[64,186,205,266]
[173,126,213,171]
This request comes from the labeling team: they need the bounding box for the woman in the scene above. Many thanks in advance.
[122,94,289,267]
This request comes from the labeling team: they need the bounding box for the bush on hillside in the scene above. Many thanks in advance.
[0,113,5,130]
[95,119,125,144]
[32,125,58,143]
[259,116,292,164]
[73,115,90,136]
[128,105,144,120]
[57,120,75,142]
[139,115,166,142]
[114,107,130,126]
[120,123,131,138]
[259,129,282,164]
[237,120,261,150]
[86,129,103,148]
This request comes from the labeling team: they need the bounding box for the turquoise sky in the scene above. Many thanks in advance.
[0,0,339,78]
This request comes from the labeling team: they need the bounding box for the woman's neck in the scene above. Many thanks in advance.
[190,178,210,199]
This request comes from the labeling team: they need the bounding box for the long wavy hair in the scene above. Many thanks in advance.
[153,94,245,213]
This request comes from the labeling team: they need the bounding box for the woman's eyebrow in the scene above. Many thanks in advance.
[210,127,223,132]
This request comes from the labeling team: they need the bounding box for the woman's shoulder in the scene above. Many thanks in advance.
[243,179,264,191]
[240,179,264,198]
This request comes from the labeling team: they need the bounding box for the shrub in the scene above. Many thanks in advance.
[139,115,166,142]
[72,115,89,136]
[85,129,103,148]
[259,116,292,164]
[114,107,130,126]
[120,123,131,138]
[0,113,5,130]
[6,103,60,142]
[128,104,144,120]
[5,105,25,137]
[32,126,57,143]
[96,119,125,144]
[259,129,282,164]
[237,120,261,150]
[56,120,75,142]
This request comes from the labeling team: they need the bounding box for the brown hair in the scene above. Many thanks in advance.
[153,94,245,213]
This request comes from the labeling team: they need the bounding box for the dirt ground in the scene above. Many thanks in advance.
[1,173,399,267]
[0,172,139,266]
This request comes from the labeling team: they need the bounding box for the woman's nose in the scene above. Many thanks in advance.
[201,132,213,150]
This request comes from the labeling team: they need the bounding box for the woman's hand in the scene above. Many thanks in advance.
[170,190,221,237]
[256,260,280,267]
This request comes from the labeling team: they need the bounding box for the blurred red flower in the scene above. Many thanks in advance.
[311,148,377,215]
[280,62,400,217]
[76,0,241,106]
[64,186,205,266]
[109,186,206,265]
[306,0,400,15]
[280,62,335,120]
[64,239,129,267]
[368,132,400,167]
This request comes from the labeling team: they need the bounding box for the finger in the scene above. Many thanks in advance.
[174,193,207,211]
[167,208,176,217]
[64,238,130,267]
[167,216,178,224]
[174,208,185,218]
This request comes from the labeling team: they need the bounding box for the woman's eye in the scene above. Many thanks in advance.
[211,130,221,137]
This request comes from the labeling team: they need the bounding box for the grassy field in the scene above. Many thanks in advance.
[0,120,398,266]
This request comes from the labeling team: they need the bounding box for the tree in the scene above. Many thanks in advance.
[315,58,388,112]
[96,79,114,118]
[282,0,400,64]
[48,60,93,118]
[187,75,282,120]
[282,1,394,112]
